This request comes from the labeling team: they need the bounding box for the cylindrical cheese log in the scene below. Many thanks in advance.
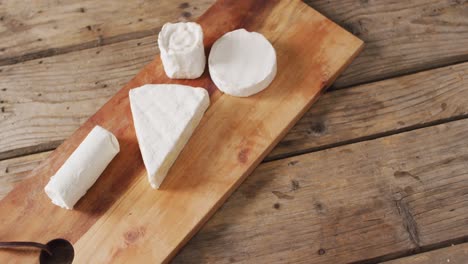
[158,22,206,79]
[44,126,120,209]
[208,29,277,97]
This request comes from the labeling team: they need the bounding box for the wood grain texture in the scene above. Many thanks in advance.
[3,50,468,164]
[0,36,158,160]
[383,243,468,264]
[174,118,468,263]
[306,0,468,88]
[2,61,468,200]
[2,118,468,263]
[269,61,468,160]
[0,151,51,200]
[0,1,363,263]
[2,0,468,160]
[0,0,214,65]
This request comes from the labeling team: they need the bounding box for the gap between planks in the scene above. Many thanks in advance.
[266,113,468,163]
[0,28,161,67]
[331,58,468,91]
[381,242,468,264]
[356,239,468,264]
[6,112,468,164]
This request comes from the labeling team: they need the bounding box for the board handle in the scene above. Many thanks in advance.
[0,241,52,255]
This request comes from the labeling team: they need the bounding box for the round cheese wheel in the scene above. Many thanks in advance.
[208,29,277,97]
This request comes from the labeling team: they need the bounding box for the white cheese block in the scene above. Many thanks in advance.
[129,84,210,189]
[44,126,120,210]
[158,22,206,79]
[208,28,277,97]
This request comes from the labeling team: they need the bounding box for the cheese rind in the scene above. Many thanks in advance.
[158,22,206,79]
[208,28,277,97]
[129,84,210,189]
[44,126,120,209]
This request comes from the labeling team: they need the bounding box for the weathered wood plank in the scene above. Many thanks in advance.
[269,61,468,160]
[0,151,51,200]
[172,118,468,263]
[305,0,468,88]
[2,46,468,161]
[382,243,468,264]
[0,36,157,160]
[0,0,214,65]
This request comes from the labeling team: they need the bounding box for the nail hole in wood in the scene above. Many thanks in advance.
[182,11,192,18]
[179,2,189,9]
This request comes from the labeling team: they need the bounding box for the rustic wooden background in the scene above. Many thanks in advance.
[0,0,467,263]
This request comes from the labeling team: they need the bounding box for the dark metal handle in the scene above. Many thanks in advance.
[0,241,52,255]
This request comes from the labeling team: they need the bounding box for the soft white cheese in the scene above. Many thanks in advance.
[44,126,119,210]
[208,28,277,97]
[158,22,206,79]
[129,84,210,189]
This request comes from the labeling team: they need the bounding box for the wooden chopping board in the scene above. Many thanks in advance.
[0,0,363,263]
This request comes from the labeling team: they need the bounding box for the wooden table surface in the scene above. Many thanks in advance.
[0,0,467,263]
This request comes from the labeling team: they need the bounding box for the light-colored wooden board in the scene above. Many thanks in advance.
[306,0,468,88]
[0,0,214,65]
[2,60,468,199]
[0,0,363,263]
[174,118,468,263]
[2,0,468,160]
[382,243,468,264]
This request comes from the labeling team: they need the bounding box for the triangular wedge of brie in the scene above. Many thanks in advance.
[129,84,210,189]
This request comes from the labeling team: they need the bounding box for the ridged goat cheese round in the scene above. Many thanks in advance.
[158,22,206,79]
[208,29,277,97]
